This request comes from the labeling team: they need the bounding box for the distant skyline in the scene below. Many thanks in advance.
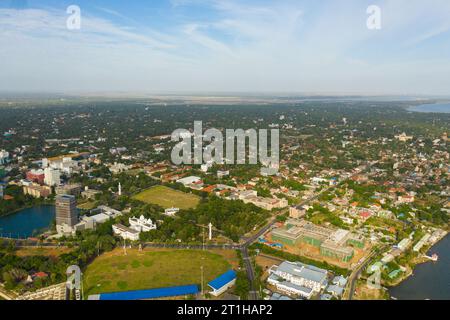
[1,0,450,95]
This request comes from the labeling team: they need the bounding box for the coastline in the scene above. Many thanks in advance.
[385,230,449,291]
[406,103,450,113]
[0,204,56,239]
[0,202,54,219]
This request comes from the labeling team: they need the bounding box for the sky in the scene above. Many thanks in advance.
[1,0,450,95]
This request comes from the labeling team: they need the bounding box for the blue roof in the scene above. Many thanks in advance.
[96,284,199,300]
[208,270,236,290]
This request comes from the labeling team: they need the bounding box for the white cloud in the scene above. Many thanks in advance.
[1,1,450,95]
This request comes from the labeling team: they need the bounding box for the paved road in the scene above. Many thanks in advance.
[238,161,375,300]
[345,245,388,300]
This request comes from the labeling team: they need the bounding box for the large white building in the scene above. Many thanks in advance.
[44,167,61,186]
[129,215,157,232]
[268,261,328,299]
[0,150,9,165]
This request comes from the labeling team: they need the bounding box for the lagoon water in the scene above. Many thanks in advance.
[0,206,55,239]
[389,234,450,300]
[408,103,450,113]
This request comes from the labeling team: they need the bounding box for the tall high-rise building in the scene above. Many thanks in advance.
[55,194,78,230]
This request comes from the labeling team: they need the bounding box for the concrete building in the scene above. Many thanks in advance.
[271,219,364,262]
[81,187,101,200]
[44,167,61,187]
[26,169,45,185]
[55,195,78,234]
[413,234,431,252]
[129,215,157,232]
[90,205,122,218]
[112,224,140,241]
[164,207,179,216]
[176,176,201,186]
[268,261,328,299]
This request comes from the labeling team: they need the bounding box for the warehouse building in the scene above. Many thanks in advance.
[88,284,199,300]
[208,270,237,297]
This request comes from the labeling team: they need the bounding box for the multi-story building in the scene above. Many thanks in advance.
[289,205,307,219]
[44,167,61,187]
[271,219,364,262]
[112,224,140,241]
[129,215,157,232]
[26,169,45,185]
[55,195,78,234]
[55,184,82,196]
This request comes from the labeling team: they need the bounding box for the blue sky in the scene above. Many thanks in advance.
[1,0,450,95]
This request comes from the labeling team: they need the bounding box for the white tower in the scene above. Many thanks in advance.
[118,182,122,196]
[208,222,212,240]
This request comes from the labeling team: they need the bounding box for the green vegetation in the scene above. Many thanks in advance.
[83,249,231,297]
[133,185,200,210]
[307,204,348,229]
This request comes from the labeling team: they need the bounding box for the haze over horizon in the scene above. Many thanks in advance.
[1,0,450,95]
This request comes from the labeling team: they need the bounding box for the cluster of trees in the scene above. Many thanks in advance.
[183,197,270,242]
[135,195,269,243]
[0,222,118,292]
[0,185,52,217]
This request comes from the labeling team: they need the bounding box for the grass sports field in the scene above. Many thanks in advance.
[83,248,234,296]
[132,185,200,210]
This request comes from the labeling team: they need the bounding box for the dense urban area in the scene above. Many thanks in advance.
[0,96,448,301]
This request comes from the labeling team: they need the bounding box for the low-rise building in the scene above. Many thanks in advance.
[271,219,364,262]
[112,224,140,241]
[289,205,306,219]
[268,261,328,299]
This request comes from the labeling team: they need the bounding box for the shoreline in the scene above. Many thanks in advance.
[0,203,54,219]
[385,230,448,292]
[406,103,450,113]
[0,204,55,239]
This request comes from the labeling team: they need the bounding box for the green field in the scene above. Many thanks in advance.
[132,185,200,210]
[83,249,232,297]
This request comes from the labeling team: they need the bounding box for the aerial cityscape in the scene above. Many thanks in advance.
[0,0,449,309]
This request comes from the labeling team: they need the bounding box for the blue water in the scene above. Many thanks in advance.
[389,234,450,300]
[408,103,450,113]
[0,206,55,239]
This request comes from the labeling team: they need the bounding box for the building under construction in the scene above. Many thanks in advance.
[271,219,365,262]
